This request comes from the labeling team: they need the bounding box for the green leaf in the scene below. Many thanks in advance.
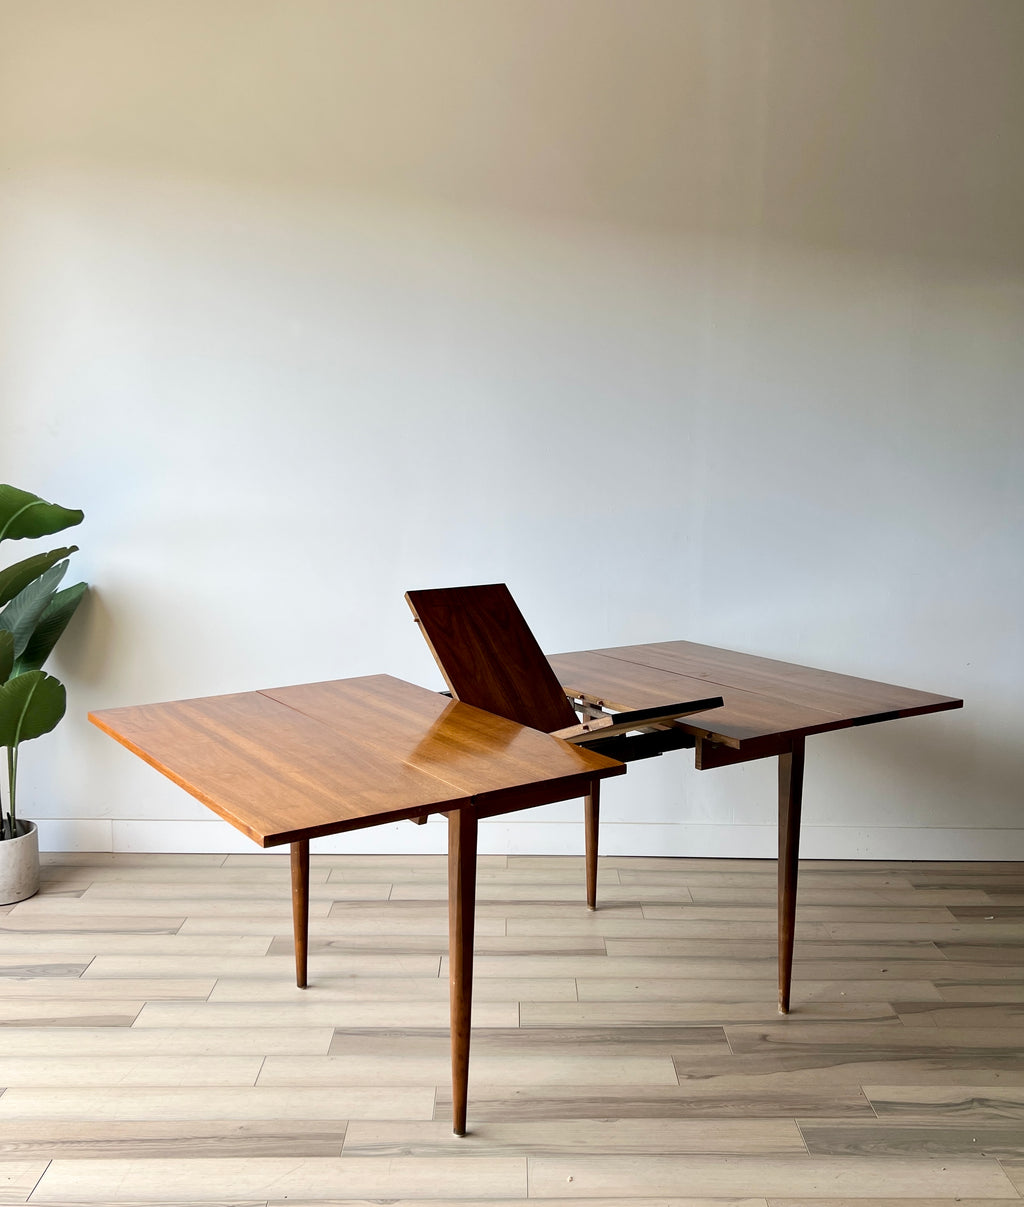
[13,582,87,675]
[0,546,78,608]
[0,631,12,685]
[0,485,83,543]
[0,561,68,657]
[0,671,67,748]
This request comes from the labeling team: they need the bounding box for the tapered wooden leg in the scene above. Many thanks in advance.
[290,839,310,990]
[777,737,805,1014]
[448,808,478,1136]
[585,779,600,911]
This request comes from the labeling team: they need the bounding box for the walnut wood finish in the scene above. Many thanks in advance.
[90,676,622,846]
[585,780,600,911]
[447,808,478,1137]
[90,682,466,846]
[407,586,724,913]
[89,675,624,1134]
[290,840,309,989]
[406,584,580,734]
[550,641,963,1014]
[551,644,962,749]
[778,737,805,1015]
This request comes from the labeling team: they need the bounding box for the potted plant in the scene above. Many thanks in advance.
[0,485,86,904]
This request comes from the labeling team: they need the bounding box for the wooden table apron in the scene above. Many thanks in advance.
[549,640,963,1014]
[89,674,625,1136]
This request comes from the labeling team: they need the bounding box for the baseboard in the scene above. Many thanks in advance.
[32,817,1024,861]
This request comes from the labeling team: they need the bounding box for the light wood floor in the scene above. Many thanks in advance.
[1,850,1023,1205]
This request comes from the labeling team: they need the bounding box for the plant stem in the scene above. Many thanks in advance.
[6,746,17,839]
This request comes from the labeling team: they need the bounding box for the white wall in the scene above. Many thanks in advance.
[1,0,1021,858]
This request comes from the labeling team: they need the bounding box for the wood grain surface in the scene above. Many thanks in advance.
[550,642,962,748]
[89,675,623,847]
[406,584,581,734]
[0,851,1021,1203]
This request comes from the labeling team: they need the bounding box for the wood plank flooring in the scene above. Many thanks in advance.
[0,852,1022,1204]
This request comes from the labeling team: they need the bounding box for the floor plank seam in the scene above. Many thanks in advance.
[9,853,1024,1202]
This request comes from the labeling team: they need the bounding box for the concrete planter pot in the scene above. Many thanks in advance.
[0,820,40,905]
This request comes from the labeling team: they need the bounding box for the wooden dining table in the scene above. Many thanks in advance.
[89,644,961,1135]
[88,673,625,1136]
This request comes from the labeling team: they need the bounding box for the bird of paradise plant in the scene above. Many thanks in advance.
[0,486,86,840]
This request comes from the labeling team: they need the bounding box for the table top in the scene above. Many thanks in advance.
[89,674,624,847]
[549,641,963,750]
